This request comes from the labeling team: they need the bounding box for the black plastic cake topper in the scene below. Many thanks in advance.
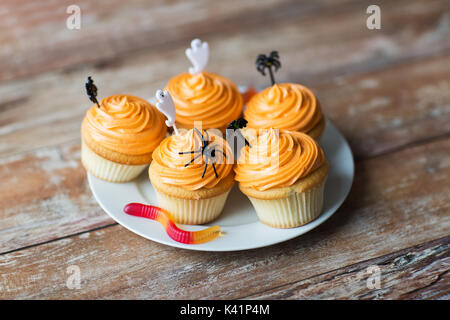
[255,51,281,86]
[179,128,225,179]
[85,76,100,108]
[227,117,251,148]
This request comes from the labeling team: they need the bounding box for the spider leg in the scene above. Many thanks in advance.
[184,152,203,167]
[193,127,204,143]
[202,157,208,178]
[193,127,203,138]
[236,130,251,147]
[192,127,206,149]
[211,161,218,178]
[178,150,200,155]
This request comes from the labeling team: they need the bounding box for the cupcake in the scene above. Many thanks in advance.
[81,93,167,182]
[244,51,325,140]
[166,39,243,132]
[244,83,325,140]
[149,128,234,224]
[235,129,329,228]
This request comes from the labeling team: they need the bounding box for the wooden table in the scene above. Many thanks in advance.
[0,0,449,300]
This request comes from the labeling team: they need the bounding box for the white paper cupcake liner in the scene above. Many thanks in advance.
[154,189,231,225]
[81,141,147,183]
[248,181,326,228]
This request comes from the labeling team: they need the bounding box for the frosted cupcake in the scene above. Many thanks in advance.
[81,79,167,182]
[245,83,325,140]
[244,51,325,140]
[149,128,234,224]
[166,39,243,132]
[235,129,328,228]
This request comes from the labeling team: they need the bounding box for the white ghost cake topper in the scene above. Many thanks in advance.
[155,89,179,135]
[186,38,209,75]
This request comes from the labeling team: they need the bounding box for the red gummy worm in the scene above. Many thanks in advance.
[123,203,221,244]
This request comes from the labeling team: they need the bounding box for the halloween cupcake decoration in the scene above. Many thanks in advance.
[245,51,325,140]
[166,39,244,131]
[81,77,167,182]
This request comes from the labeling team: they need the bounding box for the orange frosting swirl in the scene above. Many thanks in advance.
[151,129,233,190]
[235,129,325,191]
[167,72,243,130]
[82,95,167,155]
[244,83,323,133]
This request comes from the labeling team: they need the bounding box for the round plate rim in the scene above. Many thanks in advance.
[87,119,354,252]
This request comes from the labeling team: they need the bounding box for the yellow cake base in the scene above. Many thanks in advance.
[81,140,148,182]
[239,162,329,228]
[307,116,326,141]
[154,189,231,225]
[149,164,235,224]
[247,180,325,228]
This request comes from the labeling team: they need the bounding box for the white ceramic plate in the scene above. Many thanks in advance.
[88,119,354,251]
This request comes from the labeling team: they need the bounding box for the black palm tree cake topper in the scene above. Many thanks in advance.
[227,117,251,148]
[85,76,100,108]
[179,128,226,178]
[255,51,281,86]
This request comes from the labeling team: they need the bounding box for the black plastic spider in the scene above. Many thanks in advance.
[85,76,100,108]
[227,118,251,148]
[255,51,281,86]
[178,128,226,178]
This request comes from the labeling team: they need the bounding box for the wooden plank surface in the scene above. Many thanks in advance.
[0,0,449,300]
[247,236,450,300]
[1,54,449,254]
[0,141,114,254]
[1,136,449,299]
[316,55,450,158]
[1,54,449,159]
[1,0,447,82]
[0,0,449,158]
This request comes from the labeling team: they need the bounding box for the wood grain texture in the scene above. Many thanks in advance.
[246,236,450,300]
[0,0,449,158]
[315,55,450,158]
[2,0,447,82]
[1,0,449,300]
[1,54,448,161]
[0,141,114,254]
[0,0,343,82]
[1,136,449,299]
